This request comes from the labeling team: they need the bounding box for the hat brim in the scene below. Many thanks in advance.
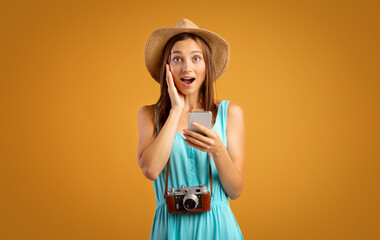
[144,27,230,83]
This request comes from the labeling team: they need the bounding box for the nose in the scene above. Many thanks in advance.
[182,60,192,73]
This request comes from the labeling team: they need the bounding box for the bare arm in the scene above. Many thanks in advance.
[183,102,245,199]
[137,64,185,180]
[137,106,182,180]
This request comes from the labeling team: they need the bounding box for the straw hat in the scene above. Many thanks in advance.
[144,18,230,83]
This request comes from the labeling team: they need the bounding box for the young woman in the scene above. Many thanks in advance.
[138,19,245,240]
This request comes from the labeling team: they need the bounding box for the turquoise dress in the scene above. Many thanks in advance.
[150,100,243,240]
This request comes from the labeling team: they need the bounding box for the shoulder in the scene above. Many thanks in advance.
[138,105,155,122]
[215,99,244,118]
[226,101,245,142]
[227,101,244,116]
[138,104,155,115]
[215,100,243,113]
[226,101,244,126]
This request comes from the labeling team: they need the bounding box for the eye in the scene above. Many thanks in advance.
[193,56,201,61]
[173,57,182,63]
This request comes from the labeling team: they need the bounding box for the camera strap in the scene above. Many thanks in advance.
[164,153,213,198]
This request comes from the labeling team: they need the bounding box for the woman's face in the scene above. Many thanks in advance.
[169,38,206,95]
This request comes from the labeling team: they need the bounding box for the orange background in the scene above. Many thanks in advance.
[1,0,379,239]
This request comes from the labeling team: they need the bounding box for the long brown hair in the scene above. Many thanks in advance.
[153,33,218,136]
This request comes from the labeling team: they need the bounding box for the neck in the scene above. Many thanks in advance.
[183,91,203,112]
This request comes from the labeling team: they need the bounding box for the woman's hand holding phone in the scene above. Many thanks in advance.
[183,122,224,155]
[184,111,222,153]
[166,64,184,111]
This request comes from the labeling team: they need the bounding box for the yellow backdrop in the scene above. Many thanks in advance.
[1,0,379,239]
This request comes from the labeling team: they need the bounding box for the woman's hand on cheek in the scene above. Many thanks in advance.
[183,122,223,154]
[166,64,184,111]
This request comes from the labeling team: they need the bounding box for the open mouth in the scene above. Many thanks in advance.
[180,77,195,85]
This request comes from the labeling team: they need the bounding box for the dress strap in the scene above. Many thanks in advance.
[219,100,230,132]
[154,105,159,134]
[221,100,230,119]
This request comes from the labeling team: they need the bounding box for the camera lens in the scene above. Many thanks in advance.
[183,194,199,210]
[184,199,196,210]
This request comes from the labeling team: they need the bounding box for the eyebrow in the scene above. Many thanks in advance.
[171,50,202,54]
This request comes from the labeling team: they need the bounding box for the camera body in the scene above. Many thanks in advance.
[166,184,211,214]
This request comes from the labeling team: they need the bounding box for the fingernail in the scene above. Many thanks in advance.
[192,122,198,126]
[183,129,188,133]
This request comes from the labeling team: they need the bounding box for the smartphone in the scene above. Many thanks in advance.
[188,111,212,135]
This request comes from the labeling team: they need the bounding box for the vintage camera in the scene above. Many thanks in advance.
[165,184,211,214]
